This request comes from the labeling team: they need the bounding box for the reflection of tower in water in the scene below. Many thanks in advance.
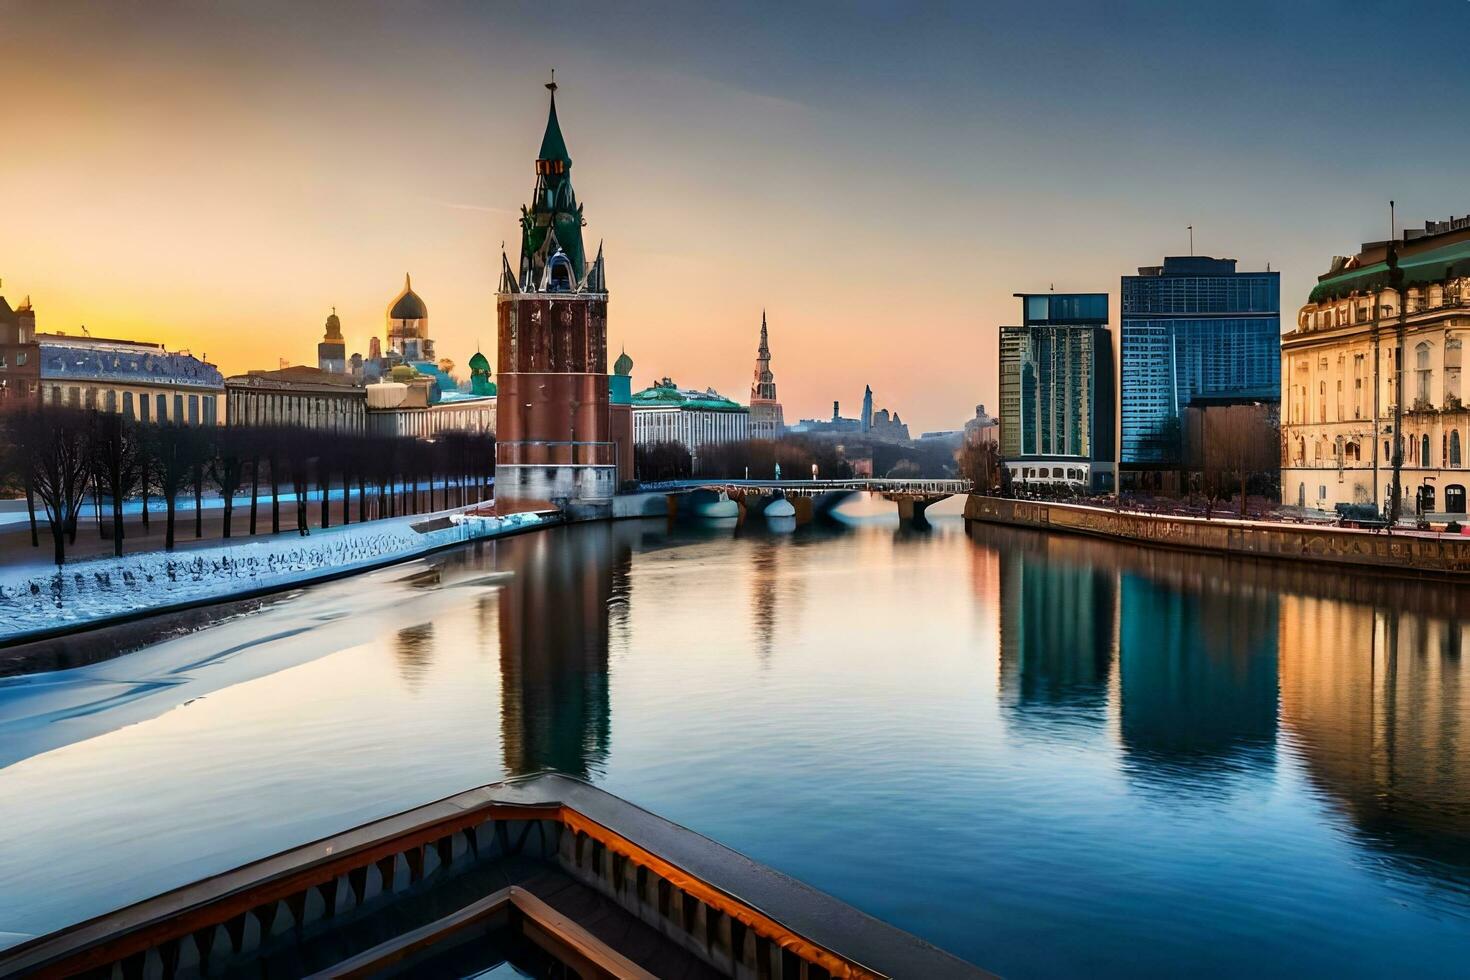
[393,623,435,692]
[498,525,630,779]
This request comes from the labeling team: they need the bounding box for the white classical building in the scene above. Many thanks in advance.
[631,378,749,452]
[1281,215,1470,517]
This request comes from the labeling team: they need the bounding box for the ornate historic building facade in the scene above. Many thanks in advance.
[495,80,616,512]
[748,311,784,439]
[631,378,749,453]
[1281,215,1470,516]
[41,332,224,424]
[0,290,40,407]
[225,366,365,432]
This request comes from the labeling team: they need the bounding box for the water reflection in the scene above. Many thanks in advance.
[497,526,627,780]
[392,623,436,692]
[997,537,1114,734]
[1117,573,1278,785]
[1280,597,1470,893]
[981,520,1470,892]
[7,515,1470,976]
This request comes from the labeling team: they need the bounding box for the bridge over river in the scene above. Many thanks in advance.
[632,478,972,527]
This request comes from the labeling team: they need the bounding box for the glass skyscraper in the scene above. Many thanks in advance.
[1120,257,1280,466]
[999,293,1115,491]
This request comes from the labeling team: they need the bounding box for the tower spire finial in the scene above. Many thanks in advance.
[546,68,557,94]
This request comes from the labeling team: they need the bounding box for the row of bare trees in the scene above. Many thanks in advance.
[635,437,856,482]
[0,406,496,566]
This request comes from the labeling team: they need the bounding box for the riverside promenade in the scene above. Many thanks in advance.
[964,494,1470,577]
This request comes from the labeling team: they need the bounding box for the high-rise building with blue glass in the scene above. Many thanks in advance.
[1120,257,1280,469]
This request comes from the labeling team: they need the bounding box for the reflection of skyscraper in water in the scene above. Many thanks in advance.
[1280,596,1470,887]
[499,525,630,779]
[996,543,1116,732]
[1118,575,1277,777]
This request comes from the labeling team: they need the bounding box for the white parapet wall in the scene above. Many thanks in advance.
[0,508,547,644]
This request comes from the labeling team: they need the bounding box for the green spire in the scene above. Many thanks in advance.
[517,72,587,290]
[538,75,571,166]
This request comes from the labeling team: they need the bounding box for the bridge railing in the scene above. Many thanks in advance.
[637,478,972,494]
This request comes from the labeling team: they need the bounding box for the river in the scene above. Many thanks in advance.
[1,497,1468,977]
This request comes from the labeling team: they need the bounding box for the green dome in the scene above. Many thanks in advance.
[468,351,490,374]
[613,349,633,376]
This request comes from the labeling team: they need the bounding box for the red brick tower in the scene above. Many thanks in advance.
[496,78,614,515]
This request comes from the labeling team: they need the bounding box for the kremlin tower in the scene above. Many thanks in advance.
[495,77,615,513]
[749,311,785,439]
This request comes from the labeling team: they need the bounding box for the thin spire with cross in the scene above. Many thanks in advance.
[546,68,557,93]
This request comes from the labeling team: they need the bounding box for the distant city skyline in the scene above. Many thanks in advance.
[3,1,1470,432]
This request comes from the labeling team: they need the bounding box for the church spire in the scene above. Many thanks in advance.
[518,75,587,290]
[538,71,571,166]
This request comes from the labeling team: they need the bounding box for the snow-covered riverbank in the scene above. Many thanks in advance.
[0,508,546,644]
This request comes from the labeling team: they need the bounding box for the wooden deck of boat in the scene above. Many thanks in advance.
[244,853,723,978]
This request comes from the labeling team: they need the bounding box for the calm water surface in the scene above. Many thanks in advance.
[2,499,1469,977]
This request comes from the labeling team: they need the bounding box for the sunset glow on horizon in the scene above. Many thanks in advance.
[4,0,1470,432]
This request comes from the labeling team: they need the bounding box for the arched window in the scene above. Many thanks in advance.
[1447,485,1466,514]
[1423,433,1432,467]
[1416,341,1433,403]
[1453,430,1463,468]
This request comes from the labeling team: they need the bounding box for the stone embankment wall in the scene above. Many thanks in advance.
[964,495,1470,576]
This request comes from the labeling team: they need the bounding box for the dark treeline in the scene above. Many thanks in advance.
[0,406,495,566]
[635,436,855,482]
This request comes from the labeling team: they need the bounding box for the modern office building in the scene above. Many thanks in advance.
[1120,256,1280,484]
[1281,214,1470,516]
[998,293,1115,491]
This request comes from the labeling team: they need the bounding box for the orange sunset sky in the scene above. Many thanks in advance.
[4,1,1469,432]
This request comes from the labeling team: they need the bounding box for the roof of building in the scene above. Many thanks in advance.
[1309,221,1470,304]
[226,365,363,392]
[389,273,427,320]
[632,378,746,413]
[40,334,224,390]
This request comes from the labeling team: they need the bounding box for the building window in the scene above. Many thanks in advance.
[1416,342,1433,403]
[174,393,185,423]
[1423,433,1432,467]
[123,391,134,420]
[1448,484,1467,514]
[140,394,150,422]
[157,393,167,420]
[188,395,199,425]
[105,389,117,413]
[1454,431,1463,468]
[1448,339,1462,401]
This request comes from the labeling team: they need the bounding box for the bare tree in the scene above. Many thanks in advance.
[14,407,93,566]
[208,426,248,538]
[90,412,142,557]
